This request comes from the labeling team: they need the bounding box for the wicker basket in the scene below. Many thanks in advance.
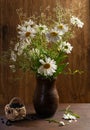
[5,97,26,121]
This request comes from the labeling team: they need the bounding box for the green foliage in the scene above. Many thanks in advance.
[8,4,84,78]
[65,105,80,118]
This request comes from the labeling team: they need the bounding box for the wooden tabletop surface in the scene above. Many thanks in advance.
[0,103,90,130]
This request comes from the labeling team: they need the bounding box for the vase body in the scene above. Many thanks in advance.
[33,77,59,118]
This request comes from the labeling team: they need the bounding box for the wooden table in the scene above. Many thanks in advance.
[0,104,90,130]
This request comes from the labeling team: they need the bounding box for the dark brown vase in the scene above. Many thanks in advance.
[33,76,59,118]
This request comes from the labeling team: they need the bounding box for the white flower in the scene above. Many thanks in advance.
[70,16,84,28]
[23,19,35,27]
[10,51,17,61]
[17,40,30,56]
[46,29,61,43]
[59,121,65,126]
[63,113,76,120]
[9,65,16,72]
[35,24,48,34]
[69,120,73,123]
[17,19,35,29]
[55,23,68,35]
[17,24,36,41]
[14,42,19,51]
[58,41,73,54]
[38,57,57,76]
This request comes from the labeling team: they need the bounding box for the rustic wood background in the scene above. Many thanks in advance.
[0,0,90,105]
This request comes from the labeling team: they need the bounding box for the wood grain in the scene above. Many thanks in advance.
[0,104,90,130]
[0,0,90,105]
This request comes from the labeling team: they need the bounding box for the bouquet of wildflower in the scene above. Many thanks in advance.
[10,5,84,79]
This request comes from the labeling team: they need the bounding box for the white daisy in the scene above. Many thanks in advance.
[17,25,36,41]
[55,23,68,35]
[17,19,35,29]
[23,19,35,27]
[70,16,84,28]
[63,113,76,120]
[46,29,61,43]
[38,57,57,76]
[58,41,73,54]
[35,24,48,34]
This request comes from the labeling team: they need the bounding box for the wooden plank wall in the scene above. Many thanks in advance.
[0,0,90,105]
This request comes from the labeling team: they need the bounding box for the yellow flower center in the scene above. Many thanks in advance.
[58,24,63,29]
[51,32,58,37]
[44,63,50,69]
[25,32,31,37]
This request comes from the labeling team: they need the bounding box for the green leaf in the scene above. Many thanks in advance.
[54,63,68,77]
[65,105,80,118]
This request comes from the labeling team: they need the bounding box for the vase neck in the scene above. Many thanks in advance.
[36,77,56,89]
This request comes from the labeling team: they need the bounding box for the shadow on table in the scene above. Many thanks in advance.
[1,113,46,127]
